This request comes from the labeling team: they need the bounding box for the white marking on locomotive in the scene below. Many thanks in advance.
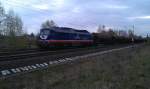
[40,35,48,40]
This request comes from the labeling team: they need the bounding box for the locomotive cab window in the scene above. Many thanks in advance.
[40,29,50,35]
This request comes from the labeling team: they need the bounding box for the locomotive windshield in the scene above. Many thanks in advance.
[40,29,50,35]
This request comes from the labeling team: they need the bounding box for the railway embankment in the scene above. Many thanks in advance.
[0,44,150,89]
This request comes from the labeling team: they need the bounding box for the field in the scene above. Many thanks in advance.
[0,44,150,89]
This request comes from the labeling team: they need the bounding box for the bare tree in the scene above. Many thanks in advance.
[0,2,5,22]
[128,29,134,38]
[97,25,105,33]
[41,20,57,28]
[15,15,23,36]
[2,9,23,48]
[4,10,23,36]
[0,2,5,35]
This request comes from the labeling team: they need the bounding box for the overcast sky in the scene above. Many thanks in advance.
[1,0,150,36]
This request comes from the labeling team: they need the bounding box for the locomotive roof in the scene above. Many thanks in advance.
[41,27,90,35]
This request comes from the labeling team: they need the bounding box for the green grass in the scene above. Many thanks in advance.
[0,44,150,89]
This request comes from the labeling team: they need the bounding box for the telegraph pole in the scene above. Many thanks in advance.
[132,25,134,36]
[132,25,135,44]
[147,33,149,42]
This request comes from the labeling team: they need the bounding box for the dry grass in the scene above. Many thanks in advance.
[0,44,150,89]
[0,36,37,50]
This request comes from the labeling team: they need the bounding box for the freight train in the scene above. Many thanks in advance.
[37,27,146,48]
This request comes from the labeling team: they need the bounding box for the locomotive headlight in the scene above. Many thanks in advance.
[40,35,48,40]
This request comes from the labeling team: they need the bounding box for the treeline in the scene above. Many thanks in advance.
[93,25,145,44]
[0,2,36,49]
[0,3,23,36]
[0,1,59,50]
[97,25,136,38]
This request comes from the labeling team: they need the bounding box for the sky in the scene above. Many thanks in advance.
[1,0,150,36]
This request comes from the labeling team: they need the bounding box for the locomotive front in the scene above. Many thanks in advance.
[37,28,50,48]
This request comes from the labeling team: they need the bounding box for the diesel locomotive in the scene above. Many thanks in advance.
[37,27,93,48]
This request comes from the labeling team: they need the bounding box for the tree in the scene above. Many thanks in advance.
[0,2,26,49]
[97,25,105,33]
[0,2,5,35]
[0,2,5,22]
[41,20,57,28]
[97,25,102,33]
[128,29,134,38]
[108,28,117,37]
[30,32,35,38]
[15,15,23,36]
[4,10,23,36]
[2,10,23,48]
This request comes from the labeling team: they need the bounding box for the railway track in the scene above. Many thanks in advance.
[0,44,133,70]
[0,45,104,56]
[0,48,43,56]
[0,45,106,61]
[0,44,140,78]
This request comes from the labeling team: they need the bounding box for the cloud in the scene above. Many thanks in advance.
[128,16,150,20]
[31,4,49,10]
[72,7,81,13]
[1,0,150,36]
[104,4,129,9]
[51,0,65,7]
[127,15,150,20]
[46,0,66,11]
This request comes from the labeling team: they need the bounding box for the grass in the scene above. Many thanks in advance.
[0,44,150,89]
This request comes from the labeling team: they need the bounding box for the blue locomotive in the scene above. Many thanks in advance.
[37,27,93,48]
